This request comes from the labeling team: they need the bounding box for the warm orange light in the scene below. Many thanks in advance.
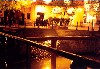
[42,40,51,47]
[37,57,72,69]
[41,58,51,69]
[43,66,50,69]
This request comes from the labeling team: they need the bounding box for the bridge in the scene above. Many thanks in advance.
[0,32,100,69]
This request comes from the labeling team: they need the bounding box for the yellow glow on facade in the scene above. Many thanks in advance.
[18,1,32,6]
[71,8,84,26]
[21,1,28,6]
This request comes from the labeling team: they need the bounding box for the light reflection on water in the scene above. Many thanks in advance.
[31,39,97,69]
[30,40,72,69]
[31,56,72,69]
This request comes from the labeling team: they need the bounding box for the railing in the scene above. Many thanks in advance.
[0,32,100,69]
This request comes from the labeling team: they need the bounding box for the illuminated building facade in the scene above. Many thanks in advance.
[13,0,99,27]
[22,4,66,24]
[0,0,99,28]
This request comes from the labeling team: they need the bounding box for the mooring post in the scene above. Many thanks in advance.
[26,44,31,69]
[88,26,89,31]
[51,39,56,69]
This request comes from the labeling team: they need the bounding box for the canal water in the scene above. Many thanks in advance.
[29,40,97,69]
[31,56,72,69]
[0,37,73,69]
[0,36,99,69]
[30,45,72,69]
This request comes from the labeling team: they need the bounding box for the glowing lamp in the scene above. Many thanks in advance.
[64,0,70,3]
[33,0,36,2]
[67,8,74,14]
[36,5,45,12]
[43,0,52,4]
